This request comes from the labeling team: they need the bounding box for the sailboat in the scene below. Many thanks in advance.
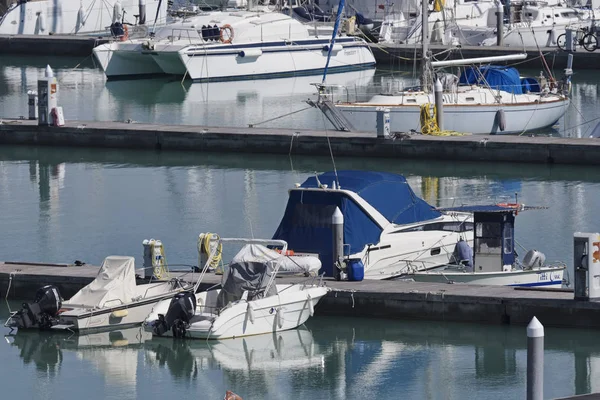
[312,0,573,135]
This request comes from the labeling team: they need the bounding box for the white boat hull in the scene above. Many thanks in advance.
[0,0,166,35]
[337,98,569,135]
[144,284,328,340]
[404,266,565,287]
[455,23,586,47]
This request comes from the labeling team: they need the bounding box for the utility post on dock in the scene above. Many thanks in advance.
[527,316,544,400]
[496,4,504,46]
[332,207,344,281]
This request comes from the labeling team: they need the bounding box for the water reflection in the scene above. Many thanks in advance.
[4,314,600,399]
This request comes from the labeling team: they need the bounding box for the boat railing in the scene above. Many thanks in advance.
[167,28,202,44]
[317,80,413,104]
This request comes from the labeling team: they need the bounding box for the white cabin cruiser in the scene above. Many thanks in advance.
[272,171,474,280]
[144,238,328,340]
[5,256,192,332]
[93,11,375,81]
[0,0,167,35]
[400,204,567,287]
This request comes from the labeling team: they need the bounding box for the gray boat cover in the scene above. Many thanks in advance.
[232,244,321,276]
[216,261,278,309]
[65,256,137,308]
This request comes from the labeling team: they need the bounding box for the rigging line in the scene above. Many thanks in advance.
[248,106,312,127]
[319,107,339,189]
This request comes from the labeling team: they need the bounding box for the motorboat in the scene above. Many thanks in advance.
[92,10,375,81]
[272,170,475,280]
[5,255,192,332]
[0,0,167,35]
[144,238,328,340]
[399,203,567,287]
[313,0,572,135]
[453,1,588,47]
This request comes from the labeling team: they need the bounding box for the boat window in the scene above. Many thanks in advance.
[474,222,501,254]
[466,97,475,101]
[503,223,513,254]
[406,98,417,103]
[290,204,338,227]
[394,221,473,233]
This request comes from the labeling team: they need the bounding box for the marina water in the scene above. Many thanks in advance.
[1,56,600,399]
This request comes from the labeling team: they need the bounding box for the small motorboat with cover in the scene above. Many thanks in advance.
[5,256,191,332]
[144,238,328,340]
[272,170,474,280]
[400,203,567,287]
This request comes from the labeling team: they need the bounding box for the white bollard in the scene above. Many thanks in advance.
[332,207,344,281]
[37,65,58,126]
[27,91,38,120]
[376,107,390,138]
[527,316,544,400]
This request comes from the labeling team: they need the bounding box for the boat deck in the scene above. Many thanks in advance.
[2,260,599,330]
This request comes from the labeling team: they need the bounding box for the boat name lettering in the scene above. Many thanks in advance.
[538,272,549,281]
[344,50,357,56]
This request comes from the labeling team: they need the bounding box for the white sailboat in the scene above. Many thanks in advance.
[313,0,572,135]
[0,0,167,35]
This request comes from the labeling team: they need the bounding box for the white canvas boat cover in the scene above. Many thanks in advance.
[232,244,321,275]
[65,256,138,309]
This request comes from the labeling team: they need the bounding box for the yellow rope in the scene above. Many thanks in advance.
[198,233,223,273]
[419,103,467,136]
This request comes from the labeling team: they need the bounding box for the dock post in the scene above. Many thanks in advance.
[37,65,58,126]
[496,5,504,46]
[527,316,544,400]
[142,239,154,280]
[434,79,443,131]
[376,107,390,138]
[332,207,344,281]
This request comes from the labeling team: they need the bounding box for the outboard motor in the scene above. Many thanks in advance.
[17,285,62,329]
[153,291,196,338]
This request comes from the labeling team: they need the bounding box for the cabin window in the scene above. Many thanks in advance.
[503,224,513,254]
[475,222,501,254]
[466,97,475,101]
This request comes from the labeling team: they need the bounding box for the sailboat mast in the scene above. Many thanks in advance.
[421,0,430,93]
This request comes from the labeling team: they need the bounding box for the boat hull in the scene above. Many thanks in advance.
[404,266,565,287]
[337,98,570,135]
[145,284,328,340]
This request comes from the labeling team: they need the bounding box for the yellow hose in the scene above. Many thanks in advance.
[419,103,466,136]
[198,233,223,273]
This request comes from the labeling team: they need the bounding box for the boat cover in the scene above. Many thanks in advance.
[459,65,523,94]
[232,244,321,276]
[216,261,277,309]
[65,256,137,308]
[272,171,441,276]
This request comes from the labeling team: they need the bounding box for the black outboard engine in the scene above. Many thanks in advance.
[153,291,196,338]
[17,285,62,329]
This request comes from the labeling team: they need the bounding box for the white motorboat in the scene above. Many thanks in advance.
[93,10,375,81]
[5,255,192,332]
[453,1,588,47]
[0,0,167,35]
[400,203,567,287]
[272,170,475,280]
[144,238,328,340]
[315,0,572,135]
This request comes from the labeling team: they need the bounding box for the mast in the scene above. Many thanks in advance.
[321,0,345,83]
[421,0,430,93]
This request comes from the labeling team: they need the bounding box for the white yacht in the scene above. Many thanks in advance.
[93,10,375,81]
[453,0,588,47]
[0,0,167,35]
[272,170,475,280]
[144,238,328,340]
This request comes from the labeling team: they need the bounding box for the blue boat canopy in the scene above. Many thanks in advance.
[272,171,442,276]
[459,65,523,94]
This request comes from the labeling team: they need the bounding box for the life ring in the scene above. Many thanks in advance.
[497,203,519,208]
[220,24,234,44]
[275,249,295,256]
[120,24,129,42]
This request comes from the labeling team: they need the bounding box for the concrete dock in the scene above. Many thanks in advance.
[2,260,599,330]
[1,118,599,165]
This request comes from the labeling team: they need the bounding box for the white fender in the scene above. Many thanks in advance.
[307,294,314,316]
[246,304,255,324]
[112,0,123,24]
[196,296,204,312]
[78,6,85,27]
[276,308,284,329]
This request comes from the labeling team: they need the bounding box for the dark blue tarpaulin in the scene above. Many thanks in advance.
[459,65,523,94]
[272,171,442,276]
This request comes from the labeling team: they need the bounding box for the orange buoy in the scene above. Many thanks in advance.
[224,391,243,400]
[220,24,234,44]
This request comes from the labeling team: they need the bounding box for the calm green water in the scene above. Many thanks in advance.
[0,54,599,137]
[1,55,600,399]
